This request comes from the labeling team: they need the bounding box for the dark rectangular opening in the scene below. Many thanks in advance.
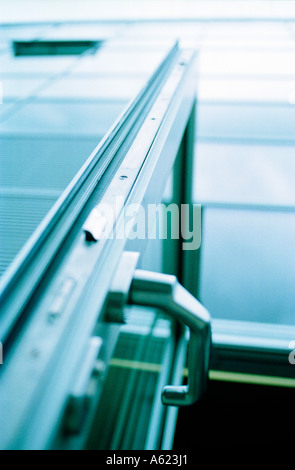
[13,40,102,56]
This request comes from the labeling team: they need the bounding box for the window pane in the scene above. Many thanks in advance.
[199,208,295,325]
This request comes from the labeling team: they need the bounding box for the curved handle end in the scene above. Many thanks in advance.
[162,385,190,406]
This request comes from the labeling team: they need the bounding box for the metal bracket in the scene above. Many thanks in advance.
[107,252,211,407]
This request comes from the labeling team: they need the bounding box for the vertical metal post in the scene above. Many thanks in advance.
[163,99,201,298]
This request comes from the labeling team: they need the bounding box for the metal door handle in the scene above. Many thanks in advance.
[129,270,211,406]
[106,252,211,407]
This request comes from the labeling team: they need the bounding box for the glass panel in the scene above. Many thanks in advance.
[0,33,174,280]
[197,102,295,140]
[0,137,98,190]
[198,78,295,103]
[0,24,51,42]
[0,194,56,277]
[87,306,173,450]
[0,101,127,135]
[199,50,295,77]
[0,53,79,76]
[70,45,173,76]
[40,23,125,40]
[1,78,48,102]
[37,76,147,101]
[194,142,295,207]
[0,104,16,120]
[0,137,98,277]
[199,207,295,325]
